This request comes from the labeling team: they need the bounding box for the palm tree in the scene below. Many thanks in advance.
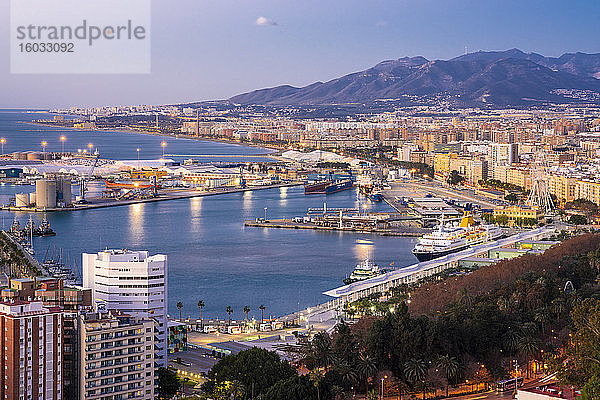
[404,358,428,399]
[533,308,551,335]
[518,335,541,378]
[259,304,265,322]
[311,332,333,370]
[436,355,460,398]
[243,305,250,322]
[226,306,233,326]
[550,298,565,323]
[197,300,205,330]
[309,369,324,400]
[356,352,377,396]
[176,301,183,321]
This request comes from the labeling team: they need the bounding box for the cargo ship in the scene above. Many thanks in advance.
[324,178,353,194]
[304,172,354,195]
[412,212,502,261]
[304,180,330,195]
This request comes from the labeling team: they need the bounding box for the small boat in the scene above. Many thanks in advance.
[343,257,387,285]
[34,217,56,237]
[368,190,383,202]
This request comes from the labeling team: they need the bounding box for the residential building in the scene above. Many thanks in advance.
[0,277,92,400]
[79,310,155,400]
[0,301,63,400]
[494,206,544,225]
[82,249,168,368]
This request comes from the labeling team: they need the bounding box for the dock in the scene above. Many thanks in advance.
[322,226,555,307]
[244,218,426,236]
[2,182,302,213]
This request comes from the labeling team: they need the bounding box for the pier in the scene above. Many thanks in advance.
[322,226,555,307]
[2,182,303,213]
[244,218,426,236]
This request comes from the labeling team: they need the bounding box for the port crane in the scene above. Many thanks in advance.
[79,151,100,202]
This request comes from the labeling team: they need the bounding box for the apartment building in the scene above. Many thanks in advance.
[79,310,155,400]
[82,250,168,368]
[0,301,63,400]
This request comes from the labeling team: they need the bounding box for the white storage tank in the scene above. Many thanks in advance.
[15,193,29,207]
[29,192,36,205]
[36,179,57,209]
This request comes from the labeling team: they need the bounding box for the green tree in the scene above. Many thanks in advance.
[357,352,378,395]
[518,335,541,378]
[309,369,324,400]
[176,301,183,321]
[436,355,460,397]
[557,298,600,400]
[447,170,465,186]
[259,304,266,322]
[263,375,317,400]
[226,305,233,325]
[243,305,250,322]
[404,358,428,389]
[197,300,205,330]
[569,214,588,225]
[157,367,180,400]
[204,348,296,398]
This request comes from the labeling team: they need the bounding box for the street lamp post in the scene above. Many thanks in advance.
[41,141,47,156]
[0,138,5,155]
[264,207,267,220]
[380,376,387,400]
[60,136,66,153]
[161,141,167,158]
[136,148,140,169]
[88,143,93,154]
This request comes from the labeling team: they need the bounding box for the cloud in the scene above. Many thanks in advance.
[375,21,388,28]
[255,16,278,26]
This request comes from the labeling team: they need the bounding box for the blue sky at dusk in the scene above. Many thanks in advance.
[1,0,599,108]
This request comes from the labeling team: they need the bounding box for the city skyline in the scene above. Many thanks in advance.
[1,0,600,108]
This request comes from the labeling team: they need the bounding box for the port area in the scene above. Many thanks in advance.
[244,206,427,236]
[1,182,302,213]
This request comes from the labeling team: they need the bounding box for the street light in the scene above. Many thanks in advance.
[41,141,47,154]
[60,135,66,153]
[0,138,5,155]
[88,143,93,154]
[161,141,167,158]
[136,148,140,169]
[264,207,268,220]
[380,375,387,400]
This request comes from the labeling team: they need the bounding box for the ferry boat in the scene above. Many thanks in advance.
[412,212,502,262]
[343,257,387,285]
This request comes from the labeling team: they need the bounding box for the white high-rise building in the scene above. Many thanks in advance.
[82,249,168,368]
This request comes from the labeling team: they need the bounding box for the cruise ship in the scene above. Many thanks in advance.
[412,213,502,261]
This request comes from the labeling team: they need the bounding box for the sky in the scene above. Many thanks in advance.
[1,0,600,108]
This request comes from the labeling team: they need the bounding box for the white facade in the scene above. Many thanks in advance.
[82,249,168,368]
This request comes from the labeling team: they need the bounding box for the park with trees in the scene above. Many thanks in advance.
[178,233,600,400]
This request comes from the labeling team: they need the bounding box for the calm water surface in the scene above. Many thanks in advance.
[0,110,418,320]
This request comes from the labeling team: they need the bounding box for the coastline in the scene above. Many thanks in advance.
[24,120,283,156]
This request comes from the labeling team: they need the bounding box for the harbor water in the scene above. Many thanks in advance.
[0,110,418,320]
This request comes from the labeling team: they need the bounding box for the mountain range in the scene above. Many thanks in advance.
[229,49,600,107]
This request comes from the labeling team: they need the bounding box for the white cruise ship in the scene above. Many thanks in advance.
[412,212,502,261]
